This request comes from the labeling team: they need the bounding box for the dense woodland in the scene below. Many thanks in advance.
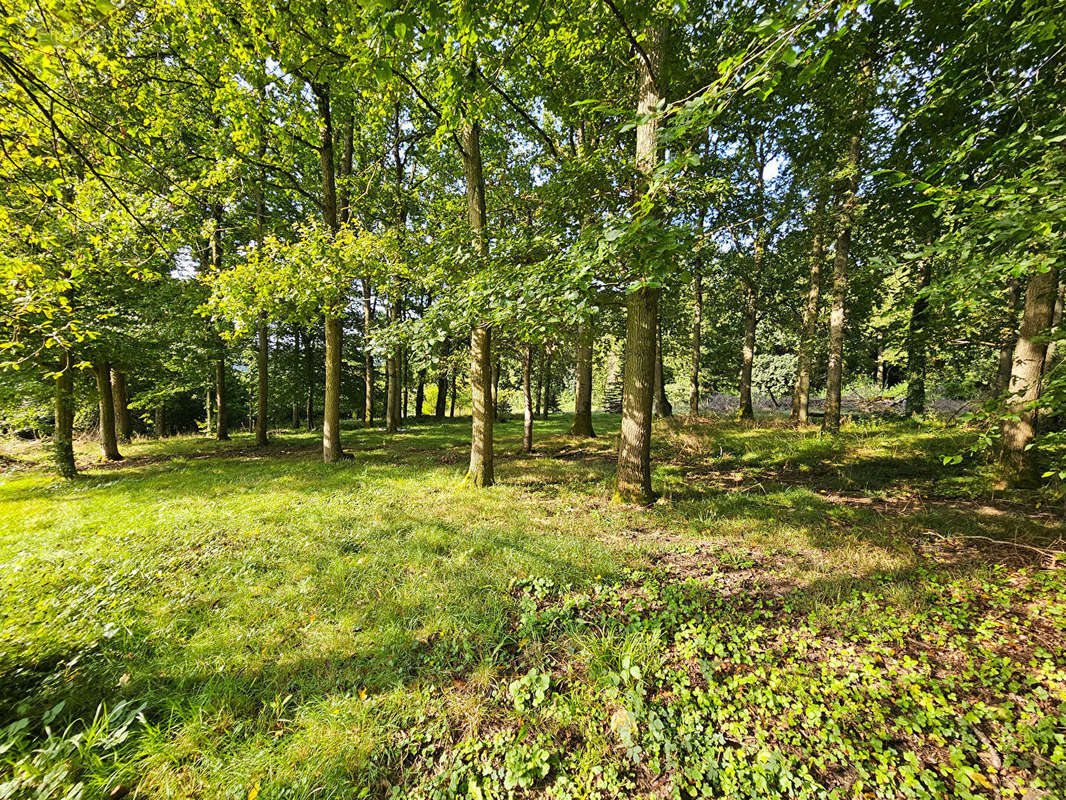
[1,0,1063,493]
[2,1,1066,798]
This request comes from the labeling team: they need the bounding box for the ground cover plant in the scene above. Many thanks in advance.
[2,414,1063,799]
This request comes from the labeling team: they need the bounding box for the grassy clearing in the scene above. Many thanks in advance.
[1,415,1063,799]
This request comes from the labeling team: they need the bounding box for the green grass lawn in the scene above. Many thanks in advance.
[1,415,1064,799]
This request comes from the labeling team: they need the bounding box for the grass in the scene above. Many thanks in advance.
[1,414,1063,799]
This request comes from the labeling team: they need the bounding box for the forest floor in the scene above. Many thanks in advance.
[1,415,1064,800]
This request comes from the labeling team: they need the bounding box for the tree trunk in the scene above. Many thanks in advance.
[654,320,673,417]
[205,384,213,436]
[1042,282,1064,370]
[570,326,596,436]
[215,357,230,441]
[823,133,861,436]
[617,288,659,503]
[314,80,343,459]
[1001,266,1059,480]
[386,308,401,434]
[292,327,302,428]
[402,348,409,419]
[689,265,702,416]
[256,315,269,446]
[449,367,457,418]
[363,278,374,424]
[739,279,757,420]
[534,353,544,417]
[416,368,426,418]
[461,118,494,487]
[55,351,77,477]
[491,355,500,420]
[435,338,449,420]
[616,22,665,504]
[791,198,826,423]
[905,254,933,416]
[155,401,165,439]
[305,326,316,430]
[540,351,552,420]
[94,361,123,460]
[111,369,131,442]
[523,343,534,453]
[323,315,344,462]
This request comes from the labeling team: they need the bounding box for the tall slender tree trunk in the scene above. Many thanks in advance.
[449,368,457,418]
[435,338,449,420]
[739,279,757,420]
[215,357,230,441]
[416,368,426,418]
[55,350,76,477]
[292,327,302,428]
[570,326,596,436]
[1042,282,1064,369]
[386,299,401,433]
[654,320,673,417]
[491,356,500,420]
[523,343,534,453]
[1001,266,1059,480]
[402,348,409,419]
[363,278,374,424]
[306,326,315,430]
[905,253,933,416]
[540,351,552,420]
[255,317,269,445]
[111,369,131,442]
[534,354,544,417]
[94,361,122,460]
[689,264,702,416]
[155,401,166,439]
[791,198,826,423]
[616,22,665,505]
[823,133,862,435]
[313,81,344,462]
[461,118,494,487]
[205,384,213,436]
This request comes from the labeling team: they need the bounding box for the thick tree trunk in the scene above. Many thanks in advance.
[654,320,673,417]
[523,343,534,453]
[314,81,344,458]
[323,315,344,462]
[461,118,494,487]
[1001,266,1059,480]
[111,369,131,442]
[739,280,757,420]
[616,22,665,504]
[570,327,596,436]
[823,133,861,435]
[55,351,77,477]
[94,361,123,460]
[905,255,933,416]
[689,265,702,416]
[363,278,374,424]
[256,316,269,446]
[617,288,659,503]
[215,357,230,441]
[791,200,826,423]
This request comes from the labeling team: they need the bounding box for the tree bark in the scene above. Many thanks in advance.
[111,369,131,442]
[305,326,315,430]
[205,384,212,436]
[461,118,494,487]
[540,351,552,420]
[570,326,596,436]
[323,315,344,462]
[523,343,534,453]
[534,353,544,417]
[386,299,401,433]
[1042,282,1064,370]
[905,254,933,416]
[363,278,374,424]
[491,355,500,420]
[292,327,301,428]
[738,278,757,420]
[689,265,702,416]
[435,338,449,420]
[55,350,77,477]
[314,81,344,460]
[616,22,665,504]
[215,357,230,441]
[1001,266,1059,480]
[449,367,457,418]
[617,288,659,503]
[791,199,826,423]
[94,361,123,460]
[416,368,426,418]
[823,133,861,436]
[654,319,673,417]
[256,316,269,446]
